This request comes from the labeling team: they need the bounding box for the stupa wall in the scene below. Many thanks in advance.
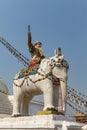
[0,91,43,116]
[0,92,12,115]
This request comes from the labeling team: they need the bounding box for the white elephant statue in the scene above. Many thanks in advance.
[12,55,69,117]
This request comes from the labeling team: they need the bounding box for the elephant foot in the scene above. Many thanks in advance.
[47,107,57,112]
[12,113,22,117]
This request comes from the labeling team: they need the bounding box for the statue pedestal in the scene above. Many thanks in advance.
[0,114,84,130]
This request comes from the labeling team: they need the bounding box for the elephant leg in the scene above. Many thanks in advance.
[43,84,54,110]
[12,86,22,117]
[12,95,22,117]
[22,95,33,116]
[53,85,59,107]
[58,80,67,114]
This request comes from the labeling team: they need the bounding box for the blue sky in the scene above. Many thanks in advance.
[0,0,87,100]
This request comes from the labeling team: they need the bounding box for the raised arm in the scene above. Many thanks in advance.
[28,32,32,48]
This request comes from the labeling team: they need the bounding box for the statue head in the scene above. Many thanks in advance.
[34,41,42,49]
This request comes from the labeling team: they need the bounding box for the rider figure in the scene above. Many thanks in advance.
[28,32,45,68]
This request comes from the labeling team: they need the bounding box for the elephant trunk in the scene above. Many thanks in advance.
[55,79,67,115]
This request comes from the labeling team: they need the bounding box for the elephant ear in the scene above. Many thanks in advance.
[62,60,69,69]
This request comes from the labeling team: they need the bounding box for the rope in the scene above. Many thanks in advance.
[0,36,29,67]
[67,101,85,114]
[68,86,87,98]
[67,86,87,111]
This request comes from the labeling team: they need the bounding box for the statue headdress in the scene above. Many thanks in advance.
[34,41,42,46]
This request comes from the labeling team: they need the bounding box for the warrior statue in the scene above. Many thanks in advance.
[27,25,45,70]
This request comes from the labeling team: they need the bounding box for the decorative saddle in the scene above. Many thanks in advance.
[18,64,39,78]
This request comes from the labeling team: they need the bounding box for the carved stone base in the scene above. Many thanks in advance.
[0,114,84,130]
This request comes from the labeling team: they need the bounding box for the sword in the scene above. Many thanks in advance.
[28,24,30,32]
